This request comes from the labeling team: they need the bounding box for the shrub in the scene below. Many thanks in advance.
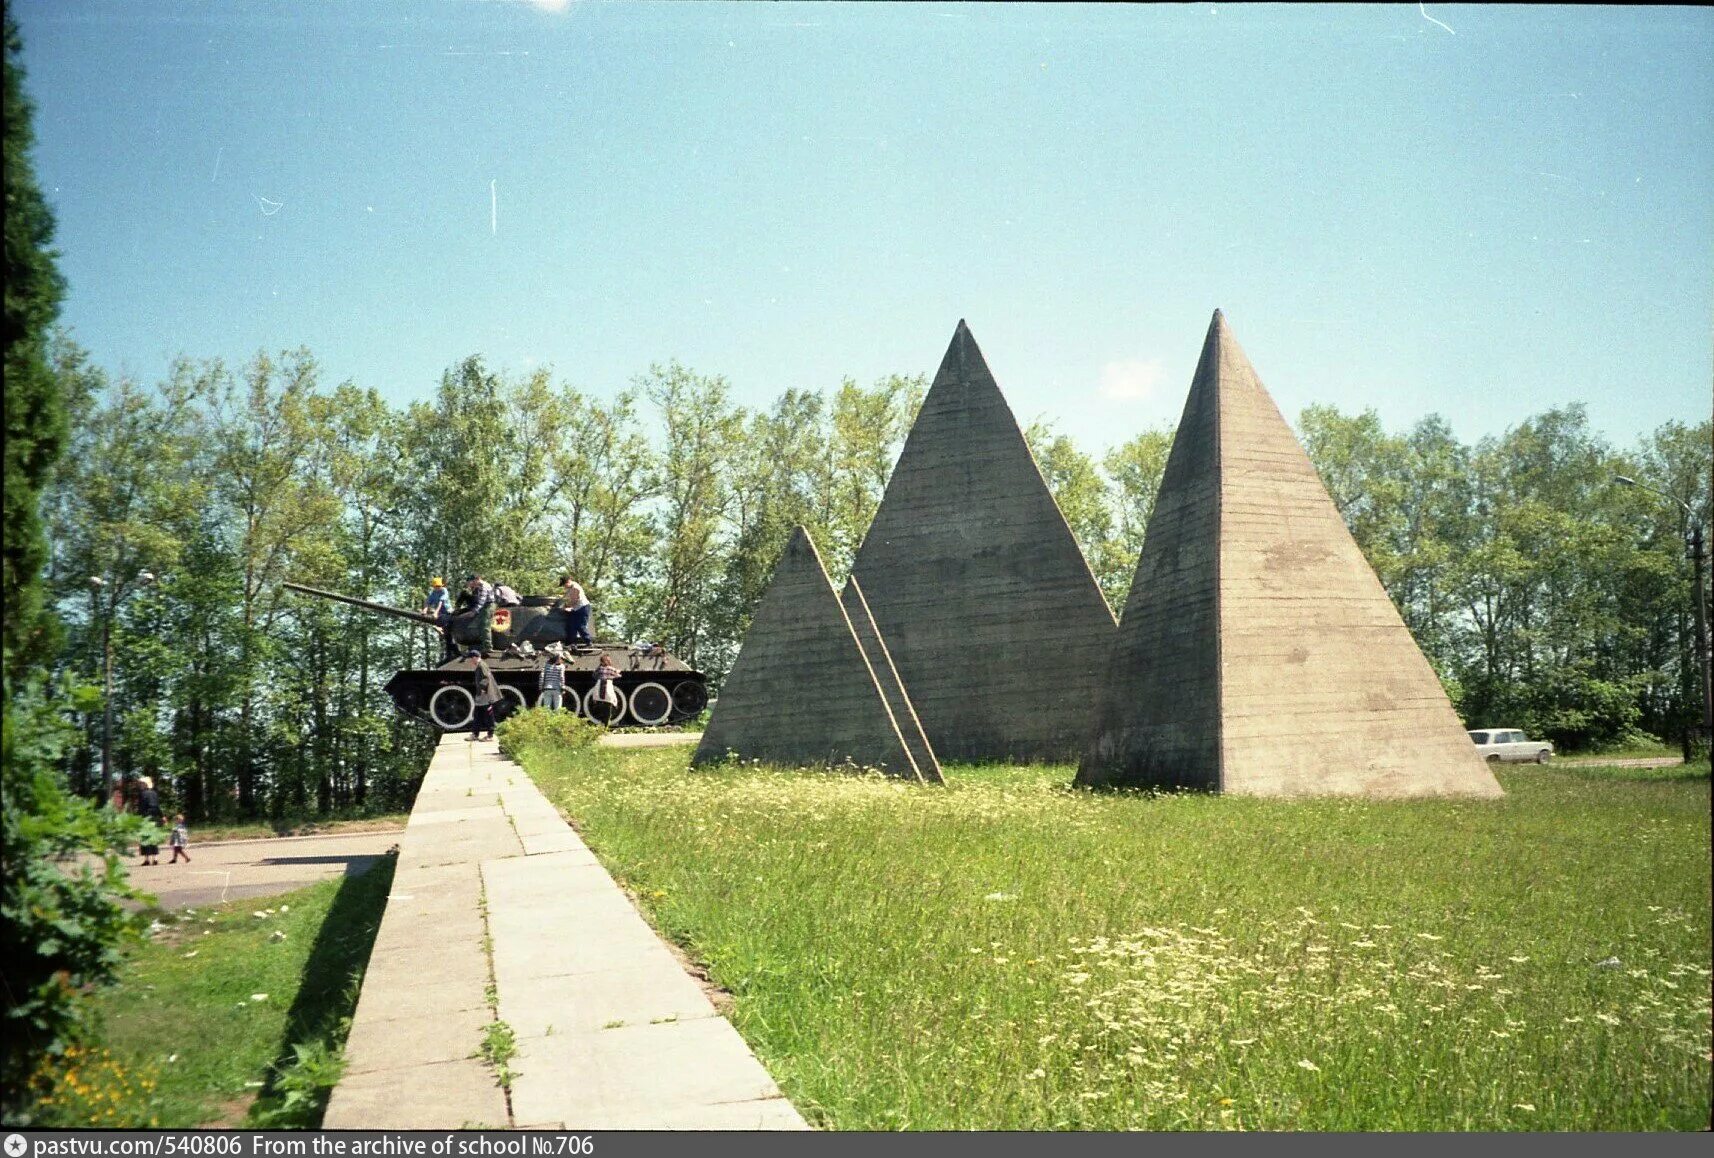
[496,707,599,761]
[2,680,147,1123]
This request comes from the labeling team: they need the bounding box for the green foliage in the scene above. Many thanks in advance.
[2,11,68,673]
[496,706,600,760]
[43,859,394,1127]
[248,1039,345,1129]
[1,678,147,1120]
[513,739,1712,1131]
[476,1019,517,1089]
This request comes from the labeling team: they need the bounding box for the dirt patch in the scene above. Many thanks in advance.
[197,1094,255,1128]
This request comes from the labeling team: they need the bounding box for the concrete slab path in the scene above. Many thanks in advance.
[324,735,806,1131]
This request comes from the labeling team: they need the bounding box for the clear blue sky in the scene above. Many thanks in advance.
[14,1,1713,454]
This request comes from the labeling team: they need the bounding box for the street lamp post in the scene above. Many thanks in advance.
[1615,476,1712,740]
[88,570,156,798]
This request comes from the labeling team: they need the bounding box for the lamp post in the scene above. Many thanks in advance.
[88,569,156,798]
[1615,476,1712,738]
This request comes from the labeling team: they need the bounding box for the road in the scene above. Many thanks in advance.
[1556,755,1685,769]
[109,829,404,910]
[598,731,701,749]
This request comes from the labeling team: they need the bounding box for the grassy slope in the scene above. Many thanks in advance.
[79,859,394,1127]
[516,744,1711,1131]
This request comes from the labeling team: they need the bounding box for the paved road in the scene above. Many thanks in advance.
[1556,755,1685,769]
[597,731,701,749]
[112,830,404,910]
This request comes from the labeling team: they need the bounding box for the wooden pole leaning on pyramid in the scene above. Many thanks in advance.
[693,525,942,782]
[849,320,1118,763]
[1077,311,1502,798]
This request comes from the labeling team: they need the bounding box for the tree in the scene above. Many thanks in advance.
[2,13,140,1117]
[1102,426,1175,608]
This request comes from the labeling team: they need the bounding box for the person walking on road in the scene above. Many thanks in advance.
[136,776,164,866]
[169,814,191,864]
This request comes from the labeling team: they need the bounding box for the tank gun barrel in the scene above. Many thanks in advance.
[282,582,441,627]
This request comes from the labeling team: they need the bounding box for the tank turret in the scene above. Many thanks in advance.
[282,582,710,732]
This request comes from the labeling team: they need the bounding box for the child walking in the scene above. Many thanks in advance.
[169,814,190,863]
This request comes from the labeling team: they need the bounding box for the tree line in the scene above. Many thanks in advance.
[37,334,1710,824]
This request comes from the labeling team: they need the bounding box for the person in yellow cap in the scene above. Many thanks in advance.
[422,578,453,658]
[422,577,450,620]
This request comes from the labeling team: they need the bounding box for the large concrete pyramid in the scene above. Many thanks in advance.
[850,321,1119,762]
[1078,311,1502,798]
[694,526,927,780]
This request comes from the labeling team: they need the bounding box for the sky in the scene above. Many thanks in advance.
[13,1,1714,455]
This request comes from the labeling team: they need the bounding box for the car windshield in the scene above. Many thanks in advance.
[1468,731,1489,744]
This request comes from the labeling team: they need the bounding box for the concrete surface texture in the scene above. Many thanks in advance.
[111,830,401,910]
[693,526,927,780]
[324,735,807,1130]
[850,320,1119,762]
[1078,311,1503,798]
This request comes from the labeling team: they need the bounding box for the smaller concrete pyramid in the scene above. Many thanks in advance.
[1078,311,1502,798]
[694,526,926,780]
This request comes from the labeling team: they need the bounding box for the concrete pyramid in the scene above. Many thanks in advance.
[1077,311,1502,798]
[850,321,1119,762]
[694,526,926,780]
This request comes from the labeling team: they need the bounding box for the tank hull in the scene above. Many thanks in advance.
[383,646,709,732]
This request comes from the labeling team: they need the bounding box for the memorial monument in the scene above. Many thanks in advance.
[694,526,940,782]
[1077,311,1503,798]
[850,321,1118,762]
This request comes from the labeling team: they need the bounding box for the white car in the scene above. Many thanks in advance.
[1467,728,1553,764]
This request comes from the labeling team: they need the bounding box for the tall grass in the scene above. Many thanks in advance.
[516,744,1711,1131]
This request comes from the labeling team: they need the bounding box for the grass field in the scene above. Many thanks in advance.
[513,741,1711,1131]
[41,859,394,1127]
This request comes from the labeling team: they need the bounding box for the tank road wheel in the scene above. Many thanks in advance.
[498,686,528,719]
[670,680,708,719]
[628,682,673,727]
[586,685,628,727]
[429,685,476,730]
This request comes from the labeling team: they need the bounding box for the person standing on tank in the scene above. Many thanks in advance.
[560,575,593,649]
[465,575,496,653]
[423,577,453,659]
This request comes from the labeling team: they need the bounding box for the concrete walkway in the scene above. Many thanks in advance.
[324,735,806,1131]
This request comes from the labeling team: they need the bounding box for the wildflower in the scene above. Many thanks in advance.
[1511,1103,1535,1112]
[1296,1059,1320,1072]
[1416,933,1443,942]
[1218,1097,1235,1106]
[1025,1068,1045,1080]
[1507,955,1529,964]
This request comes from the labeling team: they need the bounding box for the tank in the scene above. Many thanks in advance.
[282,582,710,732]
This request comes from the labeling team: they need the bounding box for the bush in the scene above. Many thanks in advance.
[496,707,599,761]
[2,680,148,1124]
